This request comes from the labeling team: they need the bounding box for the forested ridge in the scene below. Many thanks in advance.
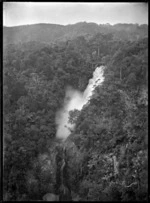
[3,22,148,45]
[3,24,148,201]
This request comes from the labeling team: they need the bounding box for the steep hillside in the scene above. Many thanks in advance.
[68,37,148,201]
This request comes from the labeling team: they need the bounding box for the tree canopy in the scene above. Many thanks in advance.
[3,26,148,201]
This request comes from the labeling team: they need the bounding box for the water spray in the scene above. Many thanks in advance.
[55,66,105,140]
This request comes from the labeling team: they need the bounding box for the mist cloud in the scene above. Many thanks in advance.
[55,66,105,140]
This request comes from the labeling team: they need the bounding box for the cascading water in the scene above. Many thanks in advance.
[55,66,105,140]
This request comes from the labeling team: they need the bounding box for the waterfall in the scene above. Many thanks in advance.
[55,66,105,140]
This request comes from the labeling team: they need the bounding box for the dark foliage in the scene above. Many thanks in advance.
[3,24,148,201]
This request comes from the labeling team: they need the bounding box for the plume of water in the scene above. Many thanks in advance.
[55,66,105,140]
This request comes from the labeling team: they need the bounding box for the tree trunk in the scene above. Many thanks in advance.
[120,66,122,81]
[112,155,119,175]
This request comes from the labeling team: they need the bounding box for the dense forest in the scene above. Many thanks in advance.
[3,23,148,201]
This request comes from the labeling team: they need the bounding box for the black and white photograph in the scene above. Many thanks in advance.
[3,2,148,201]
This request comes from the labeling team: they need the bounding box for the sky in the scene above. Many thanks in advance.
[3,2,148,27]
